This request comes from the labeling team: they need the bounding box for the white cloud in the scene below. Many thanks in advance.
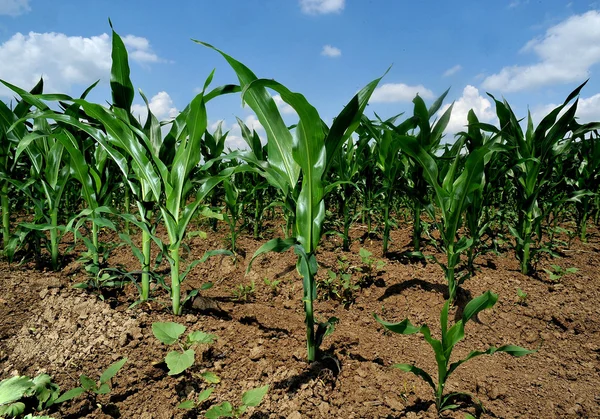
[131,91,178,123]
[0,0,30,16]
[0,31,161,97]
[273,94,296,115]
[243,114,264,132]
[482,11,600,92]
[443,64,462,77]
[321,44,341,58]
[370,83,434,103]
[437,85,498,135]
[531,93,600,125]
[299,0,344,14]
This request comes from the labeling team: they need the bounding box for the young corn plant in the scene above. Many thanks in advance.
[375,291,534,413]
[7,113,71,270]
[459,110,506,273]
[0,78,45,255]
[361,114,409,255]
[37,25,241,313]
[484,81,587,274]
[565,128,600,242]
[395,89,451,252]
[198,41,386,361]
[388,102,499,301]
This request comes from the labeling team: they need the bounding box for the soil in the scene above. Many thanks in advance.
[1,220,599,418]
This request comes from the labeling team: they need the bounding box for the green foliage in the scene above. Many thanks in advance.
[375,291,534,412]
[516,288,528,305]
[205,385,269,418]
[152,322,217,376]
[53,358,127,405]
[0,374,61,418]
[356,247,385,285]
[543,264,578,282]
[231,280,256,302]
[263,277,281,296]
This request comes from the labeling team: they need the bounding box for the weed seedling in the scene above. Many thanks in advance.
[152,322,216,376]
[205,385,269,418]
[177,387,214,410]
[232,280,256,302]
[263,277,281,296]
[543,264,578,282]
[53,358,127,406]
[357,247,385,285]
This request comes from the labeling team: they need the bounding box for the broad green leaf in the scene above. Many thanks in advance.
[177,400,195,409]
[205,401,234,418]
[197,387,214,402]
[188,331,217,345]
[0,401,25,416]
[247,237,297,273]
[109,20,135,111]
[241,385,269,407]
[96,383,111,395]
[152,322,186,344]
[200,372,220,384]
[79,375,96,391]
[0,376,33,405]
[166,349,195,375]
[196,41,299,189]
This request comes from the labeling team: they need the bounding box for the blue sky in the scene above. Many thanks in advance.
[1,0,599,147]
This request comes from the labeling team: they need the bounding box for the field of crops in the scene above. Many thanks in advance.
[1,25,599,419]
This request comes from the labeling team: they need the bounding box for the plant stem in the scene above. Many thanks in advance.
[92,220,99,266]
[382,193,392,255]
[141,228,151,301]
[304,266,316,362]
[123,186,130,235]
[170,247,181,315]
[254,196,260,239]
[1,181,9,254]
[413,201,421,252]
[447,245,456,301]
[50,207,59,271]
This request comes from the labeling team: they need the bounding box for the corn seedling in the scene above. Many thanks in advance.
[389,118,500,301]
[516,288,528,305]
[152,322,216,376]
[375,291,534,412]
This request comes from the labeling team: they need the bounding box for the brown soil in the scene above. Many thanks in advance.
[1,221,599,418]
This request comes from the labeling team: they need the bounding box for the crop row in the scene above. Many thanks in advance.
[1,23,598,416]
